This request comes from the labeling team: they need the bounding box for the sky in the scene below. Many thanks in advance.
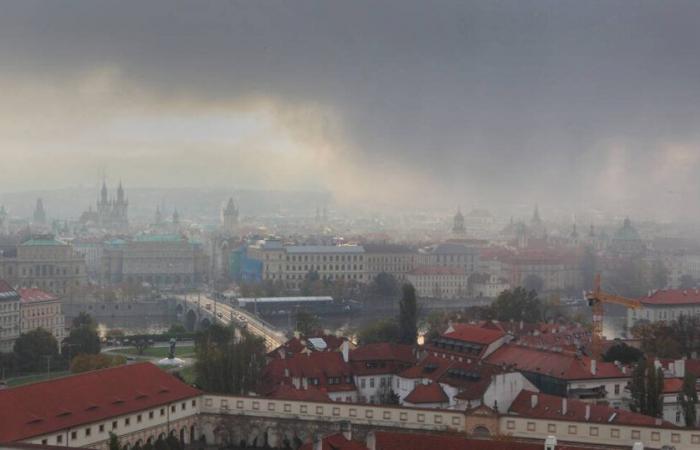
[1,1,700,217]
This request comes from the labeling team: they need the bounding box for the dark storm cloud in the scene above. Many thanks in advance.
[2,0,700,213]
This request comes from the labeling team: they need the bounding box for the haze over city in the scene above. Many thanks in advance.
[2,1,700,219]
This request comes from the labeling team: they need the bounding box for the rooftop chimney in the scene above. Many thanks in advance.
[531,394,539,409]
[561,398,567,416]
[366,431,376,450]
[585,404,591,421]
[341,340,350,363]
[544,435,557,450]
[590,359,597,375]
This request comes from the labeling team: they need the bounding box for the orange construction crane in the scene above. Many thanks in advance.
[585,274,642,360]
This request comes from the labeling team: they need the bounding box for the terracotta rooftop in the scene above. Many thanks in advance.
[299,433,368,450]
[509,390,677,428]
[485,344,627,380]
[441,323,506,345]
[0,363,200,443]
[638,288,700,306]
[373,431,595,450]
[403,382,448,405]
[18,288,58,303]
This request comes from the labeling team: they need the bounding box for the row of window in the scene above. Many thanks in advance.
[507,419,700,445]
[283,254,364,262]
[39,400,197,446]
[212,397,462,426]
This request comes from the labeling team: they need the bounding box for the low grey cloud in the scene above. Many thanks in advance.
[1,0,699,217]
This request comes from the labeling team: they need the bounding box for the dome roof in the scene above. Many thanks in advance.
[614,218,641,241]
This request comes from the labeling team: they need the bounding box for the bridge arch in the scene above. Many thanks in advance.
[185,309,198,331]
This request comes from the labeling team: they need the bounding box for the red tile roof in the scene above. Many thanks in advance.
[265,384,332,402]
[0,362,200,443]
[441,323,505,345]
[268,334,348,358]
[373,431,592,450]
[638,289,700,306]
[398,354,453,381]
[349,343,416,376]
[485,344,627,380]
[403,382,448,405]
[261,351,355,394]
[509,390,677,428]
[299,433,368,450]
[18,288,58,304]
[663,378,684,394]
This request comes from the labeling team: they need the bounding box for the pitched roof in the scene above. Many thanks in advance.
[663,378,684,394]
[485,344,627,380]
[403,382,448,405]
[350,343,415,363]
[373,431,592,450]
[261,352,355,394]
[509,390,677,428]
[18,288,58,304]
[0,279,20,301]
[638,288,700,306]
[265,384,332,402]
[299,433,368,450]
[0,363,200,443]
[349,343,416,376]
[441,323,506,345]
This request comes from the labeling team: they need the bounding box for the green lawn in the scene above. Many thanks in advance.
[117,345,195,359]
[5,370,72,387]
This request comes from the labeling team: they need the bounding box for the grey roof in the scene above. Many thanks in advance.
[422,242,479,255]
[286,245,364,254]
[363,243,415,254]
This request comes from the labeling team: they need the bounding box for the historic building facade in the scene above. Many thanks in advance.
[80,181,129,232]
[0,236,88,296]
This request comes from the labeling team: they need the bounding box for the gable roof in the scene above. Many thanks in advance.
[485,344,627,380]
[299,433,368,450]
[509,390,677,428]
[18,288,58,304]
[404,382,448,405]
[638,288,700,306]
[441,323,505,345]
[373,431,592,450]
[0,363,200,443]
[0,279,20,301]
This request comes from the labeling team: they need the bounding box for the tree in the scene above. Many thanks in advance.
[605,257,652,298]
[490,287,542,323]
[631,321,682,359]
[680,372,698,427]
[602,342,644,365]
[370,272,400,298]
[679,274,696,290]
[71,354,126,373]
[72,312,97,331]
[108,432,121,450]
[13,328,59,372]
[133,338,153,356]
[673,314,700,359]
[194,323,266,394]
[62,325,101,356]
[398,283,418,345]
[522,274,544,293]
[357,319,400,345]
[294,310,321,336]
[630,359,664,417]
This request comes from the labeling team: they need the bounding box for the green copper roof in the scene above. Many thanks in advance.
[21,238,66,246]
